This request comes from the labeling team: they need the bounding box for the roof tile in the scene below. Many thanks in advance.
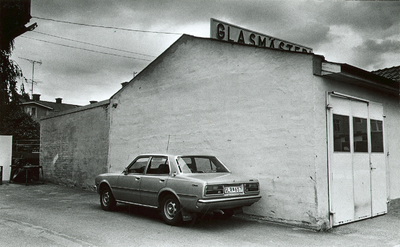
[371,66,400,82]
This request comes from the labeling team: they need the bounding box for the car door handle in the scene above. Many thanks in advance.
[159,179,165,183]
[134,177,140,181]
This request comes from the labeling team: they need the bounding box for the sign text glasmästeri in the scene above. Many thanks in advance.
[210,18,313,53]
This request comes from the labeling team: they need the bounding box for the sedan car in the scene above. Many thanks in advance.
[94,154,261,225]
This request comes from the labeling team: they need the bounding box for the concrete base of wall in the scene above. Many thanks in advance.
[237,213,330,231]
[388,198,400,212]
[237,198,400,231]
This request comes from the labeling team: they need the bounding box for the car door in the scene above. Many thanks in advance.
[140,156,170,207]
[113,156,150,204]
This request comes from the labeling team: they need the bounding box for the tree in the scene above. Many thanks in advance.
[0,49,40,139]
[0,0,38,139]
[0,50,22,113]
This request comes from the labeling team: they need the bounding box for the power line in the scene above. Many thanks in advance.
[32,16,183,35]
[32,30,155,58]
[20,35,153,61]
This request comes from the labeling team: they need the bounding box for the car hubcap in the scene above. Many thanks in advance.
[102,191,110,206]
[165,200,177,220]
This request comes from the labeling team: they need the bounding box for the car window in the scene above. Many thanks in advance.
[181,156,229,173]
[128,157,149,173]
[181,157,194,172]
[195,157,217,173]
[176,157,192,173]
[146,157,170,175]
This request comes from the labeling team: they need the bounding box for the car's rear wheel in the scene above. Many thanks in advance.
[161,195,182,226]
[100,186,116,211]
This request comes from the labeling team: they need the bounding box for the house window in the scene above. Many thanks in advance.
[371,119,383,153]
[353,117,368,152]
[31,107,37,117]
[333,114,350,152]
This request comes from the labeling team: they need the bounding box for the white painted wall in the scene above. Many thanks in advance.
[109,36,328,228]
[0,135,12,182]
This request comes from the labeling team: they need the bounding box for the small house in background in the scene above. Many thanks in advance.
[21,94,80,121]
[10,94,79,183]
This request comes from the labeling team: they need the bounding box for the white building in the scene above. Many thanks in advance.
[40,20,400,230]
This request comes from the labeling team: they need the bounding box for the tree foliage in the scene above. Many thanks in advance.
[0,50,39,139]
[0,0,39,139]
[1,49,22,108]
[1,105,39,139]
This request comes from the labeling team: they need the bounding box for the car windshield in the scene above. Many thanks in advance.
[179,156,230,173]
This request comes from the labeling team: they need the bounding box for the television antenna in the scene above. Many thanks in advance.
[19,57,42,98]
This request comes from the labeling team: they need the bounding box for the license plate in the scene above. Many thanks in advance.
[224,185,243,194]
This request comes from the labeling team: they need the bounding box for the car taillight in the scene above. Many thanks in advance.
[205,185,224,195]
[245,183,259,192]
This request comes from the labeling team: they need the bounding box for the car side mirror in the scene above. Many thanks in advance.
[172,171,177,177]
[123,168,128,175]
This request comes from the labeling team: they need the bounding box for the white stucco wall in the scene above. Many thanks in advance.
[386,100,400,200]
[0,135,13,182]
[109,36,329,228]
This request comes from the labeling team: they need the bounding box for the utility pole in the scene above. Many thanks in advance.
[19,57,42,99]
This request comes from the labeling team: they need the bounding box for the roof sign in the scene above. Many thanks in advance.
[210,18,313,53]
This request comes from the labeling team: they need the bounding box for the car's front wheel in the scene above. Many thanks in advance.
[100,186,116,211]
[161,195,182,226]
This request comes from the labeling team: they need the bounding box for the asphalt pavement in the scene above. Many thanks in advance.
[0,182,399,247]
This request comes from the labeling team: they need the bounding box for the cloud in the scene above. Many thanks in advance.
[11,0,400,105]
[354,39,400,69]
[276,22,331,48]
[320,1,400,38]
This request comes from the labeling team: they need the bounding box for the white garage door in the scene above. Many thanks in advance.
[328,94,387,226]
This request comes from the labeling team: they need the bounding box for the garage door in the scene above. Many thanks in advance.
[328,93,387,226]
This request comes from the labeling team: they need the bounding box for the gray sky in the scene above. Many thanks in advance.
[10,0,400,105]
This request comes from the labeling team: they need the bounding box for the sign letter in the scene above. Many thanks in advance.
[269,38,275,49]
[238,30,245,44]
[279,42,285,50]
[217,23,225,39]
[249,33,256,46]
[258,37,266,47]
